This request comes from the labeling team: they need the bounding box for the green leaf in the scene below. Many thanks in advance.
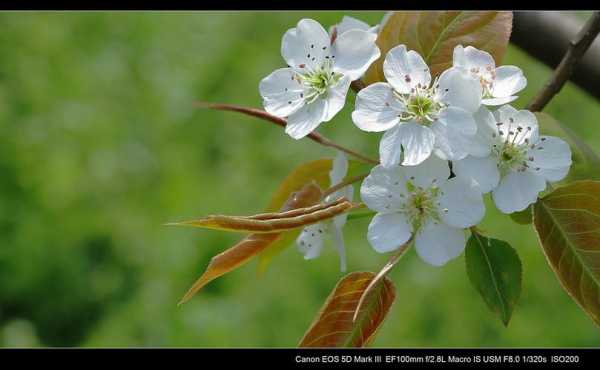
[364,11,513,84]
[535,112,600,181]
[533,180,600,326]
[465,231,522,326]
[298,271,396,347]
[509,205,533,225]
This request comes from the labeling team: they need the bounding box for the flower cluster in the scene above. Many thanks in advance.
[259,17,572,268]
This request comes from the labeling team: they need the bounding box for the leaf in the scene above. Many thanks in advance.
[533,180,600,326]
[535,112,600,181]
[178,182,322,304]
[509,205,533,225]
[169,197,354,233]
[364,11,513,84]
[299,271,396,347]
[266,159,332,212]
[258,159,369,274]
[465,231,522,326]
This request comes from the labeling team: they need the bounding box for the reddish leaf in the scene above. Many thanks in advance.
[364,11,513,83]
[533,180,600,326]
[178,183,322,304]
[299,272,396,347]
[170,197,353,233]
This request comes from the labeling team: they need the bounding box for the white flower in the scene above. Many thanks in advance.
[453,105,572,214]
[330,15,380,38]
[260,18,380,140]
[352,45,482,167]
[453,45,527,106]
[360,156,485,266]
[297,152,353,271]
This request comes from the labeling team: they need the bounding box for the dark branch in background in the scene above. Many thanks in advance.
[526,11,600,112]
[196,102,378,165]
[513,11,600,103]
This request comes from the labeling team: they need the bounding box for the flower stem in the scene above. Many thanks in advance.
[322,173,369,198]
[196,102,378,165]
[352,236,414,322]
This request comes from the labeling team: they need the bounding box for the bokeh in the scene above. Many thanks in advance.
[0,11,599,347]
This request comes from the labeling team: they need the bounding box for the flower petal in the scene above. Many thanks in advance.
[330,222,347,272]
[453,155,500,194]
[526,136,572,181]
[492,171,546,214]
[367,212,412,253]
[492,65,527,98]
[352,82,403,132]
[282,19,330,70]
[323,75,351,121]
[437,68,482,113]
[335,15,371,35]
[379,124,402,168]
[297,223,326,260]
[383,45,431,94]
[453,45,496,71]
[438,177,486,228]
[431,106,477,161]
[402,155,451,188]
[494,105,539,146]
[360,165,408,213]
[285,98,327,139]
[332,29,380,80]
[329,151,349,186]
[259,68,306,117]
[398,122,435,166]
[415,220,466,266]
[467,106,497,157]
[482,96,518,106]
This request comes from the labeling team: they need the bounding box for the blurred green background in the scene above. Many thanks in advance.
[0,11,599,347]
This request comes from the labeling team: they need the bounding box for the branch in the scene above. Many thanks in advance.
[196,102,378,165]
[526,12,600,112]
[352,237,413,322]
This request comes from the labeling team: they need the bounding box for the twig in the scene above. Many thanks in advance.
[527,11,600,112]
[322,173,369,198]
[196,102,378,165]
[352,237,413,322]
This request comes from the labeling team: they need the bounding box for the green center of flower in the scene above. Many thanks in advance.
[403,181,441,231]
[494,142,528,175]
[395,85,443,125]
[297,62,341,104]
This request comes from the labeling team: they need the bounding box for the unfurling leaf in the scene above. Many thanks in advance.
[364,11,513,84]
[533,181,600,326]
[258,159,368,273]
[170,197,354,233]
[178,183,322,304]
[299,272,396,348]
[465,231,522,326]
[535,112,600,181]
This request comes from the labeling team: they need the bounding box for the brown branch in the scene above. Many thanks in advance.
[322,173,369,198]
[352,237,413,322]
[196,102,379,165]
[527,11,600,112]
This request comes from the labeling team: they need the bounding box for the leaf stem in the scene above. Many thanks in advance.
[352,236,414,322]
[527,11,600,112]
[196,102,378,165]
